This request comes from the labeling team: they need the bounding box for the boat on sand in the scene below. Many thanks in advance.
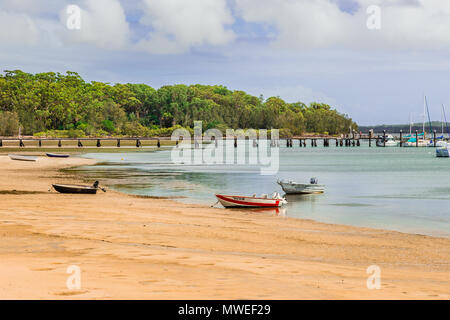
[215,192,287,208]
[46,153,70,158]
[52,181,106,194]
[8,154,38,162]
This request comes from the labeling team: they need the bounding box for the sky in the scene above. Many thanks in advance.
[1,0,450,125]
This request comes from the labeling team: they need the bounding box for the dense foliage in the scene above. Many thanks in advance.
[0,70,357,137]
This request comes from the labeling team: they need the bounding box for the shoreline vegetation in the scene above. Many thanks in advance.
[0,155,449,299]
[0,70,357,139]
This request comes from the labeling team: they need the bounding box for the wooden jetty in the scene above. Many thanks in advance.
[0,130,445,148]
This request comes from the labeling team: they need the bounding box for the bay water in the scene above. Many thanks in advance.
[76,141,450,237]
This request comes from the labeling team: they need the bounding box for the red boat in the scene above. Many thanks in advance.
[215,193,287,208]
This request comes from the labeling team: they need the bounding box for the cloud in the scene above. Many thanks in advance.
[234,0,450,50]
[137,0,235,54]
[60,0,130,49]
[0,11,39,46]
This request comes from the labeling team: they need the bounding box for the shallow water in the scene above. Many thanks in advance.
[77,141,450,237]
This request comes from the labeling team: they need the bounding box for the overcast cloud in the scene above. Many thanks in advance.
[1,0,450,125]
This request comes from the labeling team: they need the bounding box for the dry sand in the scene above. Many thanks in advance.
[0,155,448,299]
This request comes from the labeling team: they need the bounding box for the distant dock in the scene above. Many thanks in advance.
[0,129,445,148]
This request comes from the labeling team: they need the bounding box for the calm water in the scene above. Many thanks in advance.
[76,141,450,237]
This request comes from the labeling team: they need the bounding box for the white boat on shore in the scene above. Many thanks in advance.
[277,177,325,194]
[215,192,287,208]
[8,154,38,162]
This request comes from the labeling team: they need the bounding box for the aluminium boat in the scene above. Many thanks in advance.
[277,177,325,194]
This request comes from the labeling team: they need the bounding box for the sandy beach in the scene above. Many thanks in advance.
[0,154,448,299]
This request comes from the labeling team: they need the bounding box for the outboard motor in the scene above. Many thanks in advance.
[310,177,318,184]
[93,181,99,188]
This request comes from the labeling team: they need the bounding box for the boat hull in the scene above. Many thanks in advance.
[376,141,398,147]
[8,154,38,162]
[278,181,325,194]
[436,147,450,157]
[46,153,70,158]
[53,184,98,194]
[216,194,284,208]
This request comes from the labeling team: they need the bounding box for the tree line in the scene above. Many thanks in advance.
[0,70,357,137]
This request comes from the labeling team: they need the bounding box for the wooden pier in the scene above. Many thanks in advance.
[0,131,444,148]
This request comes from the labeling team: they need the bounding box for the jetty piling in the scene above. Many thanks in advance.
[433,130,436,147]
[399,130,403,147]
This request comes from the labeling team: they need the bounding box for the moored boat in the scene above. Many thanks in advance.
[277,177,325,194]
[436,143,450,157]
[8,154,38,162]
[376,134,398,147]
[52,181,105,194]
[215,192,287,208]
[46,153,70,158]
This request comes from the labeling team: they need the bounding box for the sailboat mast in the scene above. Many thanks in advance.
[443,104,450,138]
[423,95,426,136]
[409,113,412,135]
[424,96,433,135]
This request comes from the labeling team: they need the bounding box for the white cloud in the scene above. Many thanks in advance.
[60,0,130,49]
[235,0,355,48]
[234,0,450,50]
[0,11,39,46]
[137,0,235,54]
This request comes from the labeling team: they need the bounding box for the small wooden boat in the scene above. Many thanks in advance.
[8,154,38,162]
[215,192,287,208]
[46,153,70,158]
[277,177,325,194]
[52,181,105,194]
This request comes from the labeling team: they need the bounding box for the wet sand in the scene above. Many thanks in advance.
[0,155,449,299]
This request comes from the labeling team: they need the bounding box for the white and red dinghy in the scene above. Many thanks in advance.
[215,193,287,208]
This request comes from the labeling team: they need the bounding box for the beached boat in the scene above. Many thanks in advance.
[8,154,38,162]
[46,153,70,158]
[277,177,325,194]
[215,192,287,208]
[52,181,105,194]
